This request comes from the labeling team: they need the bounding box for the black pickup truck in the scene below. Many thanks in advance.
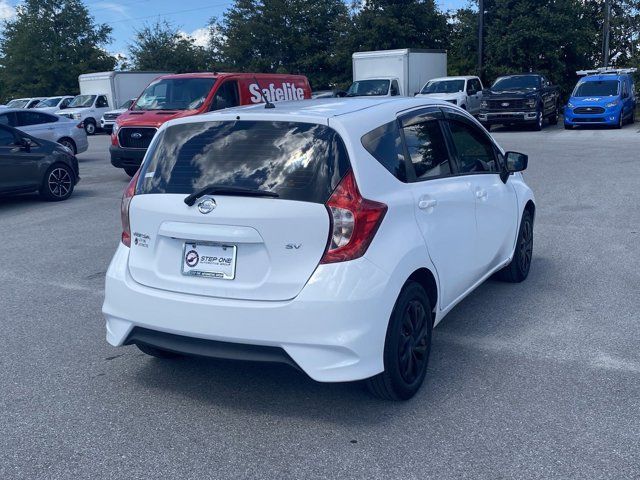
[478,74,561,131]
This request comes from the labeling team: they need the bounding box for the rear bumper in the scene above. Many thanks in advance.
[110,145,146,169]
[478,111,538,125]
[102,244,394,382]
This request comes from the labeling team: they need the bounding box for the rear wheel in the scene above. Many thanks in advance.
[366,282,433,400]
[57,137,77,154]
[495,209,533,283]
[124,166,138,177]
[40,163,75,201]
[136,343,181,359]
[84,118,97,135]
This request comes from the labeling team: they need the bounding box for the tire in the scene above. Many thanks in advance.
[548,104,559,125]
[615,112,623,129]
[40,163,75,201]
[564,123,573,130]
[366,282,433,401]
[57,137,77,154]
[84,119,97,135]
[124,167,138,177]
[495,209,534,283]
[136,343,181,359]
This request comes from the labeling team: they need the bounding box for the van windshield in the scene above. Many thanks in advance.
[573,80,619,97]
[421,80,465,94]
[134,78,216,111]
[137,121,350,204]
[346,80,390,97]
[69,95,96,108]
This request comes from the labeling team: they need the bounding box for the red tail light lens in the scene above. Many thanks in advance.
[120,170,140,247]
[320,170,387,264]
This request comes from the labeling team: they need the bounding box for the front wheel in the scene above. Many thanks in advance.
[615,112,623,129]
[366,282,433,400]
[84,119,96,135]
[495,210,534,283]
[40,163,75,201]
[533,108,543,131]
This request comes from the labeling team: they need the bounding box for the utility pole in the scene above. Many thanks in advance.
[478,0,484,79]
[602,0,611,67]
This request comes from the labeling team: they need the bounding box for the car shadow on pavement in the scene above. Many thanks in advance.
[128,255,555,424]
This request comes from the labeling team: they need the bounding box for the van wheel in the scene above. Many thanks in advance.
[366,282,432,400]
[495,210,533,283]
[124,167,138,177]
[40,163,75,201]
[615,112,623,129]
[136,343,181,359]
[84,119,96,135]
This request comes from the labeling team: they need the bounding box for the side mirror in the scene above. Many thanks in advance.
[506,151,528,172]
[11,137,31,153]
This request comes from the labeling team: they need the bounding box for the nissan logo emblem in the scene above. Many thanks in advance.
[197,198,217,214]
[131,132,143,139]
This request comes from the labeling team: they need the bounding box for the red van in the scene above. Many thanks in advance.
[110,72,313,176]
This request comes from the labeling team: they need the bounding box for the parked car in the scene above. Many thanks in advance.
[100,99,135,133]
[102,97,536,400]
[34,96,75,113]
[564,68,637,129]
[415,76,484,114]
[0,123,79,201]
[5,97,48,109]
[0,109,88,154]
[478,74,561,130]
[110,72,312,177]
[56,94,112,135]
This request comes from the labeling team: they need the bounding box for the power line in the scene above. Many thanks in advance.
[98,2,233,26]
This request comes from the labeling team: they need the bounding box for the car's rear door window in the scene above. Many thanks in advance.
[402,120,452,180]
[137,121,350,204]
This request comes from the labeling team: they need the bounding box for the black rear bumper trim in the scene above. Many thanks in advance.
[125,327,303,372]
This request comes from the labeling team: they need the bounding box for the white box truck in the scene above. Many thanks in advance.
[58,71,169,135]
[347,49,447,97]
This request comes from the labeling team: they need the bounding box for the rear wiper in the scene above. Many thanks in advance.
[184,185,279,206]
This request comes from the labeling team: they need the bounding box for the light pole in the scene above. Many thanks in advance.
[603,0,611,67]
[478,0,484,78]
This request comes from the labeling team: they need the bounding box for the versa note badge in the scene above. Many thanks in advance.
[131,132,143,139]
[197,198,216,214]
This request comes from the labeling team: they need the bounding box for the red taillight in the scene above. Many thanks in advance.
[320,170,387,264]
[76,122,84,129]
[120,170,140,247]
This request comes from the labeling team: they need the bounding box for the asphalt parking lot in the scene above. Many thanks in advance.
[1,121,639,479]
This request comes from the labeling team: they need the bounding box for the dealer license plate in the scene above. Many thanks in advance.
[181,242,237,280]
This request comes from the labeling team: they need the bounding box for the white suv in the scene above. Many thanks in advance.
[103,98,535,400]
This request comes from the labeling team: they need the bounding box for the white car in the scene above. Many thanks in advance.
[103,98,535,400]
[56,94,111,135]
[416,76,484,114]
[5,97,48,109]
[34,96,75,114]
[100,99,135,132]
[0,108,88,154]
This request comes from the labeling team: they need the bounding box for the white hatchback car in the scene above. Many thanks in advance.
[103,98,535,400]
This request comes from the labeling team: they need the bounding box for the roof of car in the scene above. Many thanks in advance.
[428,76,478,82]
[580,74,626,81]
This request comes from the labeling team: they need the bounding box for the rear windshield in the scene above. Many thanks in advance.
[573,80,619,97]
[137,121,351,204]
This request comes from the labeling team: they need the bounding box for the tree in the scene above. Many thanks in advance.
[128,21,212,74]
[447,6,478,77]
[0,0,115,100]
[211,0,353,89]
[351,0,449,52]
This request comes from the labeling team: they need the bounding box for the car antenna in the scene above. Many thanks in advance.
[253,76,275,109]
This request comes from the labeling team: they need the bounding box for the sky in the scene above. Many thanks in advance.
[0,0,468,58]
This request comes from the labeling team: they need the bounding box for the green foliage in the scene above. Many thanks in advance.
[211,0,352,89]
[0,0,115,101]
[128,21,212,74]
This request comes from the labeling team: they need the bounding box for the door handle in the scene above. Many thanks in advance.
[418,198,437,210]
[475,189,488,199]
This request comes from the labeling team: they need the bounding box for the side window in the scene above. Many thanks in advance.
[361,121,407,182]
[17,111,49,126]
[61,98,72,108]
[42,113,58,123]
[471,79,482,92]
[211,81,239,111]
[96,95,109,108]
[402,120,451,180]
[27,100,39,108]
[390,80,400,96]
[0,126,16,146]
[448,120,499,173]
[0,113,11,126]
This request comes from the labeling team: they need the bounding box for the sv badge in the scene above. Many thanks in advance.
[285,244,302,250]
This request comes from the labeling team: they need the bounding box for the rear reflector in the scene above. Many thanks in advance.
[320,170,387,264]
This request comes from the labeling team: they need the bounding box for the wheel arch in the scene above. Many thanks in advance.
[407,268,438,323]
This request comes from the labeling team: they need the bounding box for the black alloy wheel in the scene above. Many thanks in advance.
[495,209,534,283]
